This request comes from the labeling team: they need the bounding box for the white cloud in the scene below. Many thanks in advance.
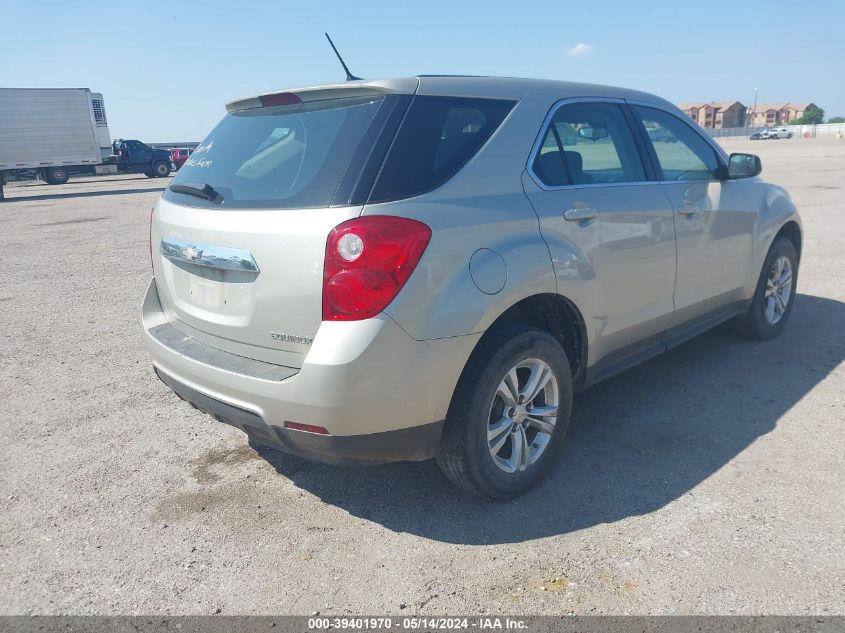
[564,43,594,57]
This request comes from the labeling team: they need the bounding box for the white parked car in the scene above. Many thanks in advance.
[765,126,794,139]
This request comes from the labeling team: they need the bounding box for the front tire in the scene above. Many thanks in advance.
[436,324,573,499]
[734,237,798,340]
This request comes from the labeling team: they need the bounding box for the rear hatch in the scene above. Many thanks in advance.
[152,82,416,368]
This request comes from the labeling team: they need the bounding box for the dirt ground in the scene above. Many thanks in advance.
[1,136,843,615]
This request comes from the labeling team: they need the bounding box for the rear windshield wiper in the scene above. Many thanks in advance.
[169,183,222,202]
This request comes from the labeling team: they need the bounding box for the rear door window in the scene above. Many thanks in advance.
[164,96,387,209]
[531,102,646,186]
[368,96,514,203]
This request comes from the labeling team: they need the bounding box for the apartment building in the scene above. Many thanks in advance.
[678,101,747,128]
[749,103,818,126]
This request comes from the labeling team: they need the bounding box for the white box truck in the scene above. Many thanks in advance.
[0,88,114,187]
[0,87,174,198]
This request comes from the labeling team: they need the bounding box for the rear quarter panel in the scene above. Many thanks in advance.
[367,93,559,341]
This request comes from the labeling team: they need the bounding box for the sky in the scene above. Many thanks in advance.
[2,1,843,141]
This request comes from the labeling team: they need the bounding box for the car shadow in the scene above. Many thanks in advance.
[6,186,167,202]
[250,293,844,544]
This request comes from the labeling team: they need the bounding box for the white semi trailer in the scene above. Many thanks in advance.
[0,88,114,188]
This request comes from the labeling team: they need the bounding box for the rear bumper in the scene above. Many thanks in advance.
[142,278,480,464]
[155,368,443,465]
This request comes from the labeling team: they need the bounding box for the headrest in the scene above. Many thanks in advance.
[563,150,583,175]
[535,150,568,186]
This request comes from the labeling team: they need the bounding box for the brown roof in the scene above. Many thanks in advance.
[677,101,746,111]
[710,101,745,110]
[755,103,790,112]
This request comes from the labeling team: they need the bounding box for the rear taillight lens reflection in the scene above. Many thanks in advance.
[322,216,431,321]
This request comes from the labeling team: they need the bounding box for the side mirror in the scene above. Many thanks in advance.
[727,153,762,179]
[578,127,609,141]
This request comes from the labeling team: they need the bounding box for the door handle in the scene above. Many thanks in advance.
[679,186,702,215]
[564,207,598,222]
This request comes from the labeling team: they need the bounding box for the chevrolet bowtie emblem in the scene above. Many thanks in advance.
[160,238,259,274]
[182,245,202,261]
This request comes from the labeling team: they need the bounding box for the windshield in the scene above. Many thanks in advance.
[164,96,386,209]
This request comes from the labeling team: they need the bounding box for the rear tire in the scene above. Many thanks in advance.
[436,324,573,499]
[734,237,798,340]
[152,161,171,178]
[44,167,70,185]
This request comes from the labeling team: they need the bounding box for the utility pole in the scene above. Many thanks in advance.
[751,88,759,128]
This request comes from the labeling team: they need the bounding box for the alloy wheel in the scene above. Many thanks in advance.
[764,255,793,324]
[487,358,559,474]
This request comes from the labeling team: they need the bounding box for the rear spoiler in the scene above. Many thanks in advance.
[226,78,419,113]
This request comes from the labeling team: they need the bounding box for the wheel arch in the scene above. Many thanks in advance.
[746,180,802,297]
[468,293,588,388]
[774,219,802,262]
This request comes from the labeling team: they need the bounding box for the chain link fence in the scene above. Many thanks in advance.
[704,122,845,139]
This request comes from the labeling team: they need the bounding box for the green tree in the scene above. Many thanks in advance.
[828,116,845,123]
[792,105,825,125]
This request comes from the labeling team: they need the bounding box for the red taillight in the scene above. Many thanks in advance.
[322,216,432,321]
[284,421,330,435]
[148,206,154,269]
[259,92,302,107]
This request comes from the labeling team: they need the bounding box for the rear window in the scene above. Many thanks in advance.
[164,96,386,209]
[368,96,514,203]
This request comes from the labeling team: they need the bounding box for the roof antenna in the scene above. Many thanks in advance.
[325,33,362,81]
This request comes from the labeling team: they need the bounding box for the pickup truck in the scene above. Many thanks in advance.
[170,147,194,170]
[111,139,172,178]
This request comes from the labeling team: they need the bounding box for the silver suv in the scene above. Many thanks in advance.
[143,77,802,498]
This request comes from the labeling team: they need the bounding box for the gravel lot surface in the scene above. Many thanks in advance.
[1,137,843,616]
